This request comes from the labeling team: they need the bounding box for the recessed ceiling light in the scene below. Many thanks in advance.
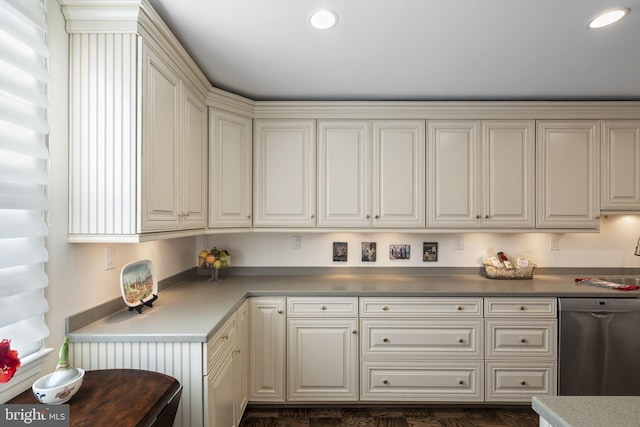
[588,8,629,29]
[310,9,338,30]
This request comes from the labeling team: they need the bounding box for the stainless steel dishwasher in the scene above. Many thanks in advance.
[559,298,640,395]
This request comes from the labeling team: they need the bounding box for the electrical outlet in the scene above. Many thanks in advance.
[104,246,116,270]
[550,235,560,251]
[292,235,302,250]
[454,236,464,250]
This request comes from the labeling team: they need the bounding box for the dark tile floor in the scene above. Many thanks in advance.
[239,406,539,427]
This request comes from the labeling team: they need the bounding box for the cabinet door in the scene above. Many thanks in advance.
[317,121,371,227]
[236,300,249,419]
[141,45,181,231]
[482,121,535,228]
[373,121,426,227]
[427,121,481,227]
[253,120,316,227]
[536,121,600,228]
[181,85,208,229]
[287,318,359,401]
[206,350,237,427]
[209,110,253,227]
[249,297,286,401]
[601,121,640,211]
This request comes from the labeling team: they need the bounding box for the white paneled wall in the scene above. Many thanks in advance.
[71,341,204,427]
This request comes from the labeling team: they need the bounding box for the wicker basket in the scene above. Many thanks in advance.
[483,264,536,280]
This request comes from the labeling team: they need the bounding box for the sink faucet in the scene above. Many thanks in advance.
[636,237,640,256]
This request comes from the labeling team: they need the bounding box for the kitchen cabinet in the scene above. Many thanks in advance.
[359,297,485,402]
[484,298,557,403]
[601,121,640,211]
[253,120,317,227]
[236,299,250,420]
[286,297,359,401]
[426,120,535,228]
[64,3,211,242]
[205,313,238,427]
[141,44,208,232]
[209,109,253,227]
[536,121,600,228]
[249,297,286,402]
[317,120,425,227]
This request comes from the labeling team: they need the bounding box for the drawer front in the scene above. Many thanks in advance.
[485,361,556,402]
[485,319,557,359]
[207,315,237,370]
[484,298,557,318]
[361,319,483,359]
[360,297,483,317]
[361,360,483,401]
[287,297,358,317]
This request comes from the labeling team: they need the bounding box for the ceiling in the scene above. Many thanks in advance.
[148,0,640,101]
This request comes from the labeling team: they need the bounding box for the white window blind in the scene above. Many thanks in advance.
[0,0,51,390]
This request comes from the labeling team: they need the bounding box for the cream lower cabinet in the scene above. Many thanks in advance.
[359,297,484,402]
[249,297,286,401]
[601,121,640,211]
[286,297,359,401]
[536,121,600,228]
[484,298,557,403]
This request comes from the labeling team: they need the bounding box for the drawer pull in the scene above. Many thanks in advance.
[321,305,327,310]
[519,306,526,311]
[382,306,388,311]
[520,380,527,386]
[458,379,464,385]
[520,338,527,343]
[457,338,464,343]
[383,337,389,343]
[456,306,463,311]
[222,334,229,340]
[383,379,389,385]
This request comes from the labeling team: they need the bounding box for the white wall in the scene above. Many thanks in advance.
[203,215,640,268]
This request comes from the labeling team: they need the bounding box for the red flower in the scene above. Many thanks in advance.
[0,339,21,383]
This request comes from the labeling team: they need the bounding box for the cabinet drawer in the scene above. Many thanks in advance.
[485,361,556,402]
[361,319,483,359]
[207,315,237,370]
[361,360,483,401]
[484,298,557,317]
[360,297,483,317]
[485,319,557,359]
[287,297,358,317]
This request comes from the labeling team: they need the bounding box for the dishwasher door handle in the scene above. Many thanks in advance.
[590,311,610,318]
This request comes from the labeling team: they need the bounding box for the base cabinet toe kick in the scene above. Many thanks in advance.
[249,296,558,405]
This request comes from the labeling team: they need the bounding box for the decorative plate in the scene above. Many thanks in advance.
[120,260,158,307]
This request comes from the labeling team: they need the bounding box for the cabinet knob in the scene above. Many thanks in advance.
[456,306,463,311]
[519,306,526,311]
[383,379,389,385]
[520,338,526,343]
[352,330,357,335]
[382,306,388,311]
[484,214,489,219]
[310,214,315,218]
[321,305,327,310]
[475,215,481,219]
[277,309,283,314]
[247,215,251,219]
[374,215,380,219]
[366,214,371,219]
[457,338,464,343]
[383,337,389,343]
[520,380,527,386]
[222,334,229,340]
[458,379,464,385]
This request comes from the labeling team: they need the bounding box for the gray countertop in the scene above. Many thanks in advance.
[533,396,640,427]
[68,273,640,343]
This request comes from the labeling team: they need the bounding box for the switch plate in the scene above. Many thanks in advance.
[454,236,464,250]
[292,235,302,250]
[105,246,116,270]
[550,235,560,251]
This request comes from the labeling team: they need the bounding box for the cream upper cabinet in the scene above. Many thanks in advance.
[536,121,600,228]
[601,121,640,211]
[427,120,534,228]
[253,120,317,227]
[318,120,425,228]
[141,44,207,232]
[209,109,253,227]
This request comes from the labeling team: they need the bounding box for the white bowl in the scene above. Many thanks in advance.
[32,368,85,404]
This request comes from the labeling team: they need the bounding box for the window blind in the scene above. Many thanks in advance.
[0,0,51,390]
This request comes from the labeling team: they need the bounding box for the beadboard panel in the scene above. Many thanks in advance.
[71,341,204,427]
[68,33,139,236]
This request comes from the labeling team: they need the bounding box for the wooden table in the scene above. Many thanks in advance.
[9,369,182,427]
